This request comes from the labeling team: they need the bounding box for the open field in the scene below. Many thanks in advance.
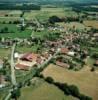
[19,78,76,100]
[0,48,11,58]
[0,17,20,23]
[24,7,78,22]
[42,64,98,100]
[0,24,32,38]
[83,20,98,29]
[66,22,86,30]
[0,91,8,100]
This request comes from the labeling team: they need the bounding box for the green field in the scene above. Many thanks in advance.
[0,24,32,38]
[0,48,11,58]
[19,78,76,100]
[0,91,8,100]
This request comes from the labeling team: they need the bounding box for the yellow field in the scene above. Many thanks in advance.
[84,20,98,29]
[42,64,98,100]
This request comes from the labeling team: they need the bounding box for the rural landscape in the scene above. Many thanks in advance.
[0,0,98,100]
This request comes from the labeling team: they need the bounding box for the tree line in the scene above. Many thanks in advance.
[0,4,41,10]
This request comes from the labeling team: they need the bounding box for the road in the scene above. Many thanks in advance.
[10,43,17,86]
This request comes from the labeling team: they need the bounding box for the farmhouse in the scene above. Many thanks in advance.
[60,48,69,54]
[15,52,44,70]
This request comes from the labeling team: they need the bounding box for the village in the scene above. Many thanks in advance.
[0,1,98,100]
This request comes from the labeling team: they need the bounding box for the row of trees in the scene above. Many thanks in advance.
[38,75,92,100]
[0,4,41,10]
[48,15,83,24]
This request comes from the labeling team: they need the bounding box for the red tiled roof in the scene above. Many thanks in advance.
[21,52,39,62]
[56,61,70,68]
[15,63,29,70]
[61,48,69,54]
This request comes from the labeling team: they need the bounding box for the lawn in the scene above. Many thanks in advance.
[0,24,32,38]
[42,64,98,100]
[19,78,76,100]
[83,20,98,29]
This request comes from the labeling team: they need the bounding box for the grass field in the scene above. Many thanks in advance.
[19,78,76,100]
[42,64,98,100]
[0,48,11,58]
[83,20,98,29]
[0,24,32,38]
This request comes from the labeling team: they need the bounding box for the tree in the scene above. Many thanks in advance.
[11,88,21,100]
[49,16,62,24]
[45,77,54,84]
[69,85,80,97]
[91,67,95,72]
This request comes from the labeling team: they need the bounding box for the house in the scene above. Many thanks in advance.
[0,59,3,69]
[60,48,69,54]
[15,52,44,70]
[56,61,70,68]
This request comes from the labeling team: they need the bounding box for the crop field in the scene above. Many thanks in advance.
[66,22,86,30]
[24,7,78,22]
[42,64,98,100]
[0,10,22,17]
[83,20,98,29]
[19,78,76,100]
